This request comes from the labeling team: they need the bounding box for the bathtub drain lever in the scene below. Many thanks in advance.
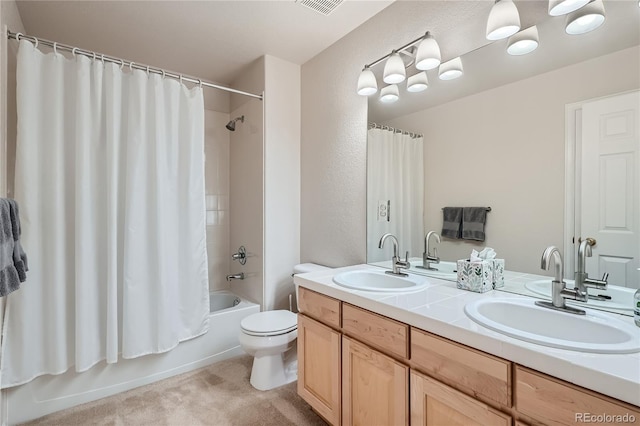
[226,273,245,281]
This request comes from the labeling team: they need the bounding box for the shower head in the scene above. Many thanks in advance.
[226,115,245,131]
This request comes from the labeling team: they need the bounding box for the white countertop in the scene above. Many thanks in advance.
[294,264,640,407]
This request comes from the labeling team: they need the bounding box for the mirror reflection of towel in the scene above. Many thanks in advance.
[462,207,487,242]
[442,207,463,239]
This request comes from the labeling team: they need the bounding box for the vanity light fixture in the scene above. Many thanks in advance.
[507,26,539,56]
[382,51,406,84]
[379,84,400,103]
[415,32,441,70]
[565,0,606,35]
[486,0,521,41]
[357,66,378,96]
[407,72,429,92]
[438,57,463,80]
[548,0,590,16]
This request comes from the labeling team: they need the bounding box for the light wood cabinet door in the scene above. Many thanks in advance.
[342,336,408,426]
[411,370,512,426]
[297,314,341,426]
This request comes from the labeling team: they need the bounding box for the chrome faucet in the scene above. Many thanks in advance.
[226,273,245,281]
[378,233,411,277]
[535,246,587,315]
[416,231,440,271]
[575,239,608,296]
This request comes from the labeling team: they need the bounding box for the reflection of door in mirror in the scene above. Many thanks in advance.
[570,90,639,289]
[366,126,423,262]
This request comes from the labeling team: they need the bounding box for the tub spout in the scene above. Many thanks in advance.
[226,273,245,281]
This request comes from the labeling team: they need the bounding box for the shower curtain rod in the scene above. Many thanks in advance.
[368,122,423,139]
[6,30,263,100]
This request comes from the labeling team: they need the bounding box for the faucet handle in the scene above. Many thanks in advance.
[602,272,609,281]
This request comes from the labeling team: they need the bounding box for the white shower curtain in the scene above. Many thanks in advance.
[367,127,424,263]
[1,40,209,388]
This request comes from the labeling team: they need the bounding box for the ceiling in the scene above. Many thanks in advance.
[15,0,394,85]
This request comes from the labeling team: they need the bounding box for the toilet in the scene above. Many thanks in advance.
[239,263,330,391]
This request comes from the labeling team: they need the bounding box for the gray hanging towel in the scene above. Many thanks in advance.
[462,207,487,242]
[0,198,28,297]
[441,207,463,239]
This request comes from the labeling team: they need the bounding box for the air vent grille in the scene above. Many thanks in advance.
[296,0,344,16]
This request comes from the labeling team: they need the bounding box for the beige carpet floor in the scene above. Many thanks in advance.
[24,355,327,426]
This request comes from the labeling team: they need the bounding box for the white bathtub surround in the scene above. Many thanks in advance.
[294,265,640,407]
[4,291,259,424]
[2,39,208,388]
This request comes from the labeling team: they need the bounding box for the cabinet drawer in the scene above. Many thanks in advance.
[342,303,408,359]
[298,287,341,329]
[411,328,511,407]
[411,369,511,426]
[515,365,640,426]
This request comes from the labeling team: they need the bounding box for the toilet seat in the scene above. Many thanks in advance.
[241,310,297,337]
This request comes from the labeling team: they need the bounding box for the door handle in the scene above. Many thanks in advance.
[578,237,596,246]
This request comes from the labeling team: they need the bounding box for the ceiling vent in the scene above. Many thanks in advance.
[296,0,344,16]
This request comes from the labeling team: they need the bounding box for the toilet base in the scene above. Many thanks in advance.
[249,345,298,391]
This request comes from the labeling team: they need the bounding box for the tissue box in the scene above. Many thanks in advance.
[456,259,505,292]
[456,260,493,293]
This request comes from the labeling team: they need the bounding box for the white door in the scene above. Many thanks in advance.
[581,90,640,289]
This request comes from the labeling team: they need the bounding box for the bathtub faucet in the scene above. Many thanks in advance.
[226,273,245,281]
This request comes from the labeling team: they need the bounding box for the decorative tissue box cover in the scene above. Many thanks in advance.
[456,260,493,293]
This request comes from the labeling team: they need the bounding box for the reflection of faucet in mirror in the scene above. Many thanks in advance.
[575,238,609,299]
[535,246,587,315]
[416,231,440,271]
[378,233,411,277]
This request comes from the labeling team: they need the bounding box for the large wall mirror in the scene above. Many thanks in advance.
[366,0,640,316]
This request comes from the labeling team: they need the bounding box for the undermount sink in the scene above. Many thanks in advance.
[525,279,635,312]
[464,298,640,354]
[332,269,428,292]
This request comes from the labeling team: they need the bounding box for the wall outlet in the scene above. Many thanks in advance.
[378,200,390,222]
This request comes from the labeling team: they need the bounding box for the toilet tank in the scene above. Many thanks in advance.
[293,263,331,313]
[293,263,331,275]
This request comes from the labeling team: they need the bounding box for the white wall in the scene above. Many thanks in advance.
[386,47,640,274]
[229,58,265,306]
[204,110,231,291]
[263,55,301,310]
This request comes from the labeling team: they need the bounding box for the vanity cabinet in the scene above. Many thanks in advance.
[296,285,640,426]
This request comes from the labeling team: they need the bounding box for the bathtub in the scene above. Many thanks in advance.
[3,290,260,424]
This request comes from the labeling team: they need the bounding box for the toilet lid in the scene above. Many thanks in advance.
[241,310,297,336]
